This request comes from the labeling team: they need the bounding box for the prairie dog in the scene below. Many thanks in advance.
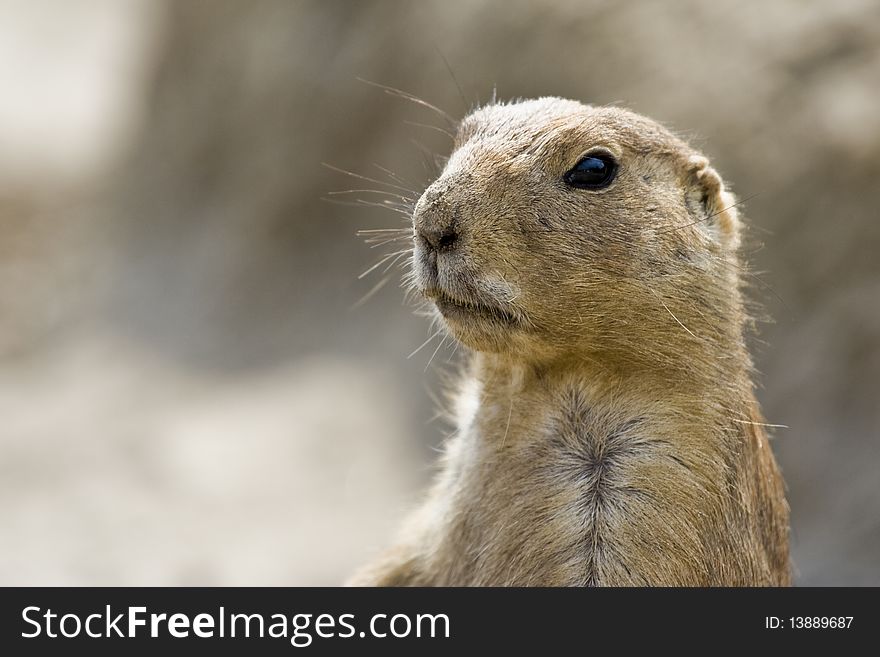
[351,97,790,586]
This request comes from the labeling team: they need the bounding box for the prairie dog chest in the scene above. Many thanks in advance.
[438,382,666,585]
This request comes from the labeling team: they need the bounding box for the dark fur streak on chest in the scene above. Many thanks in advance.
[545,389,651,584]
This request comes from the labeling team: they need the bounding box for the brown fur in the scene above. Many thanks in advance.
[350,98,790,586]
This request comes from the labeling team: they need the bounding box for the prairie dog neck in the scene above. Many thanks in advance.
[465,350,747,448]
[458,351,749,506]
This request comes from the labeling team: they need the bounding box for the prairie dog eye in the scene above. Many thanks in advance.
[563,151,618,189]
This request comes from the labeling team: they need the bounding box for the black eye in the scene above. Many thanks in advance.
[564,152,618,189]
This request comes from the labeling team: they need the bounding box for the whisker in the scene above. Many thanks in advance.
[367,237,409,249]
[351,275,391,310]
[362,236,411,247]
[731,419,789,429]
[382,250,411,273]
[321,197,373,209]
[404,120,455,140]
[435,46,470,113]
[425,335,448,371]
[361,232,410,239]
[372,163,419,191]
[657,192,762,234]
[330,197,412,216]
[500,395,514,449]
[326,188,414,202]
[650,288,699,340]
[356,77,458,126]
[360,237,410,246]
[407,327,445,359]
[409,138,443,180]
[359,249,409,279]
[322,162,416,194]
[488,84,498,106]
[321,197,411,217]
[715,258,790,314]
[446,339,461,363]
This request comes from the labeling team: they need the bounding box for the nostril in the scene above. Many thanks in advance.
[437,228,458,251]
[418,225,459,252]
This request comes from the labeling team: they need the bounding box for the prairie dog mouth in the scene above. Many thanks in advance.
[424,287,519,326]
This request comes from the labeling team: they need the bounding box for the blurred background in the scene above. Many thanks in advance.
[1,0,877,585]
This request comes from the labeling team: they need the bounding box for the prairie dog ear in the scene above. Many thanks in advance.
[685,155,740,249]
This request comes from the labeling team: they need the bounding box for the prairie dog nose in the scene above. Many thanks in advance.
[414,187,459,253]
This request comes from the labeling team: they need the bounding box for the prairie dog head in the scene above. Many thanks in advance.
[411,98,742,366]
